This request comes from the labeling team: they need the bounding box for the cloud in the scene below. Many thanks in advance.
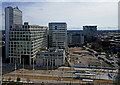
[22,2,117,28]
[2,2,118,30]
[1,0,120,2]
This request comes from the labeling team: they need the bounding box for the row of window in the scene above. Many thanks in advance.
[37,54,63,56]
[10,42,32,44]
[10,28,47,31]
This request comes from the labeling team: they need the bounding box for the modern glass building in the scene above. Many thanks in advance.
[83,25,97,37]
[49,22,67,49]
[67,31,84,47]
[83,25,97,41]
[0,46,2,84]
[5,6,22,59]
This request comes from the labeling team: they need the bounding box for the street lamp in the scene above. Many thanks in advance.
[47,59,48,83]
[52,56,53,81]
[15,58,16,82]
[33,58,34,83]
[0,53,2,85]
[23,58,24,83]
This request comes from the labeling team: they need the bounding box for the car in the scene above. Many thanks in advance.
[116,61,118,64]
[110,61,114,64]
[108,72,113,78]
[109,57,113,60]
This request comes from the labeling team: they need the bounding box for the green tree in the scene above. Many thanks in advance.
[98,48,103,52]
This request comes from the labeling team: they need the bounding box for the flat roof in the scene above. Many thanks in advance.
[49,22,67,24]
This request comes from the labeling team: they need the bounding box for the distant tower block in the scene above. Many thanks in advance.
[48,22,67,49]
[24,22,29,25]
[5,6,22,59]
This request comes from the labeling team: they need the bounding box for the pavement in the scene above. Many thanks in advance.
[2,66,118,84]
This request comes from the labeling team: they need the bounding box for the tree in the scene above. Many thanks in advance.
[98,48,103,52]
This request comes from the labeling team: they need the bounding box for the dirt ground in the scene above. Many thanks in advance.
[68,47,110,67]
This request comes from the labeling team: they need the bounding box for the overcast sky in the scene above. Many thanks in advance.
[1,0,119,30]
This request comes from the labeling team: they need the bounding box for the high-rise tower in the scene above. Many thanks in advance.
[5,6,22,59]
[49,22,67,49]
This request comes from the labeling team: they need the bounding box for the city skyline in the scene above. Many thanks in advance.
[1,0,120,84]
[2,2,118,30]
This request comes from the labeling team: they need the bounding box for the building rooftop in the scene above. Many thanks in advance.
[6,6,22,12]
[38,48,64,53]
[10,24,47,29]
[83,25,97,27]
[49,22,67,24]
[6,6,12,8]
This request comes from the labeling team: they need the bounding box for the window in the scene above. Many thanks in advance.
[55,26,57,30]
[10,26,12,28]
[25,26,27,28]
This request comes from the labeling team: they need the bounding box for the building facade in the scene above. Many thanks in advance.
[9,24,47,65]
[36,49,65,67]
[0,46,2,84]
[67,30,84,47]
[83,25,97,41]
[49,22,67,49]
[5,6,22,59]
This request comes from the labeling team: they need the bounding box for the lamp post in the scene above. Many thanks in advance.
[33,58,34,83]
[72,65,74,85]
[23,58,24,83]
[15,58,16,82]
[47,59,48,83]
[52,56,53,81]
[0,52,2,85]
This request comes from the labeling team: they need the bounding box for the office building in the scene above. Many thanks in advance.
[9,24,47,65]
[67,30,84,47]
[24,22,29,25]
[0,46,2,84]
[36,49,65,67]
[5,6,22,59]
[83,25,97,41]
[49,22,67,49]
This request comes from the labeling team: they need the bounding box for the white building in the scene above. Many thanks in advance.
[0,46,2,84]
[49,22,67,49]
[9,24,47,65]
[36,49,65,67]
[5,6,22,59]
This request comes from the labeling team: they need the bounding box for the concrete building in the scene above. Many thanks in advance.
[83,25,97,41]
[9,24,47,65]
[0,32,2,84]
[5,6,22,59]
[1,30,5,41]
[49,22,67,49]
[36,49,65,67]
[67,30,84,47]
[0,46,2,84]
[24,22,29,25]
